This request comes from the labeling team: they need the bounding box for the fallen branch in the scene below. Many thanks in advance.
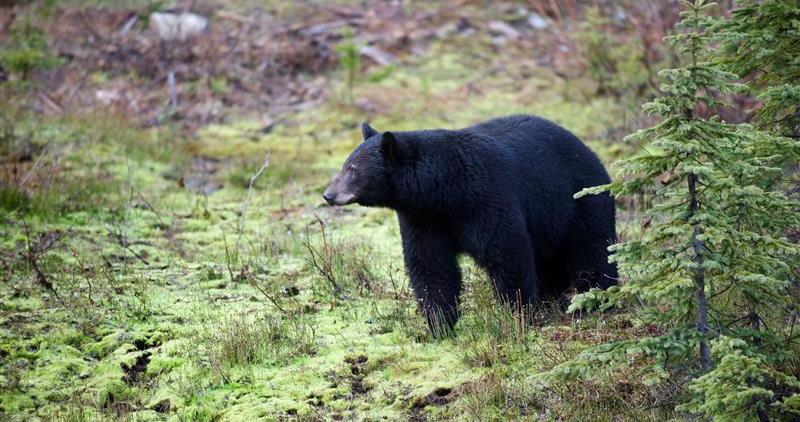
[20,218,64,303]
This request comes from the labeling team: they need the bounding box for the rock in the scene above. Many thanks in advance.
[95,89,121,104]
[488,20,520,40]
[612,8,627,23]
[359,45,396,66]
[149,12,208,41]
[527,13,549,30]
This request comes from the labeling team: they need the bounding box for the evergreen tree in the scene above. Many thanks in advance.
[540,1,800,419]
[714,0,800,136]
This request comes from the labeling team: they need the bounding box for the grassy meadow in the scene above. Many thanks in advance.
[1,1,695,420]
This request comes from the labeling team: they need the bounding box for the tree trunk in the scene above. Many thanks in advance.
[688,173,712,371]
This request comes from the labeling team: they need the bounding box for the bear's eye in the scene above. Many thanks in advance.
[348,165,356,174]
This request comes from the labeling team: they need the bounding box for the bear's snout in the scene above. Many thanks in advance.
[322,189,335,205]
[322,181,356,206]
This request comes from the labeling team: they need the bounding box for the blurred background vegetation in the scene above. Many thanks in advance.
[0,0,797,421]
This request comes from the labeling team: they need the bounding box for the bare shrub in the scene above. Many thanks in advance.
[193,309,317,381]
[304,215,380,300]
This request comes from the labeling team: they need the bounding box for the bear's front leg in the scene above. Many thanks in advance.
[398,215,462,336]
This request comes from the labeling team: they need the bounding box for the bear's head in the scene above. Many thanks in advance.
[323,122,401,207]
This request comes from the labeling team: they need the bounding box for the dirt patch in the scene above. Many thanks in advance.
[121,351,151,385]
[344,354,371,397]
[102,392,134,417]
[133,339,149,351]
[411,386,459,409]
[152,398,171,413]
[409,384,463,421]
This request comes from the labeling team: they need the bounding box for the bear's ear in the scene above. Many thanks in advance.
[361,122,379,140]
[380,131,399,165]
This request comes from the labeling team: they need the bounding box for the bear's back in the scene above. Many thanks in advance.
[457,115,611,249]
[462,115,610,188]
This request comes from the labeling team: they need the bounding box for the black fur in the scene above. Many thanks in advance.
[325,115,617,333]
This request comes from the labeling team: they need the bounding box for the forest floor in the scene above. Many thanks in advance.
[1,1,678,420]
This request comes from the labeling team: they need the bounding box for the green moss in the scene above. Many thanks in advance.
[0,15,671,420]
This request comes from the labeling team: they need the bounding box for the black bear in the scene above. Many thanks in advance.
[323,115,617,333]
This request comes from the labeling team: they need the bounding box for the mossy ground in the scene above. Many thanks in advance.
[1,17,675,421]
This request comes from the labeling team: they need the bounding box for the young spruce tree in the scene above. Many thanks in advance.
[541,1,800,419]
[714,0,800,137]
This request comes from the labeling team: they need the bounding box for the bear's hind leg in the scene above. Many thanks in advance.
[565,195,618,292]
[536,254,572,302]
[564,236,617,292]
[472,222,539,312]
